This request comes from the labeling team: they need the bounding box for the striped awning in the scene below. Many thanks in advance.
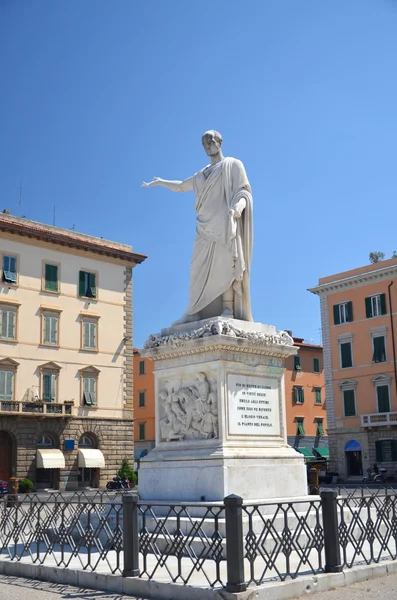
[78,449,105,468]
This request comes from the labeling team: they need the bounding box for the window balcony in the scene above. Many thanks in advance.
[361,412,397,427]
[0,400,74,417]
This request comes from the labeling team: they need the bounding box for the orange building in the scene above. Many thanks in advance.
[284,335,327,462]
[310,257,397,479]
[133,350,155,460]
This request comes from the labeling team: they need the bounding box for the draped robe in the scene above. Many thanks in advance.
[185,157,253,321]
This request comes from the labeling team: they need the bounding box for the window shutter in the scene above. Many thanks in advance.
[0,310,7,338]
[373,336,386,362]
[43,374,51,401]
[365,297,372,318]
[50,374,56,401]
[380,293,387,315]
[294,355,301,370]
[0,371,5,399]
[7,311,15,339]
[5,372,12,400]
[89,273,96,298]
[343,389,355,416]
[376,440,383,463]
[50,316,58,345]
[44,316,50,343]
[90,323,96,348]
[333,305,340,325]
[45,264,58,292]
[346,301,353,322]
[377,385,390,413]
[79,271,86,297]
[313,358,320,373]
[391,440,397,462]
[341,342,352,368]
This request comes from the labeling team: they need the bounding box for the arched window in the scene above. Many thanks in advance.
[37,434,54,448]
[79,434,95,448]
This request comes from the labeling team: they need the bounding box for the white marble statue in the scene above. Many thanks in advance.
[142,130,253,325]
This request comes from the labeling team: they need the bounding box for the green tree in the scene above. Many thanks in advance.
[117,459,137,485]
[369,251,385,264]
[392,251,397,258]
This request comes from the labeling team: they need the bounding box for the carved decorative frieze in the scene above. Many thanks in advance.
[158,373,218,442]
[144,319,294,350]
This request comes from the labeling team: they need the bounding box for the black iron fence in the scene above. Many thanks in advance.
[1,488,397,592]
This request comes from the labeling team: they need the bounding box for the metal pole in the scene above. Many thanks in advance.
[320,489,342,573]
[224,494,247,592]
[122,493,140,577]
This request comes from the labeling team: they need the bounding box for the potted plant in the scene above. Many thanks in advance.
[18,478,35,493]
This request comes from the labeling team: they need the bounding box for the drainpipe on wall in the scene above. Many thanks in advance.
[388,281,397,399]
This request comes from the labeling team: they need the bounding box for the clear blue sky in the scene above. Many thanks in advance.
[2,1,397,348]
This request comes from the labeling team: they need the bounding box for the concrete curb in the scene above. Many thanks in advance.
[0,559,397,600]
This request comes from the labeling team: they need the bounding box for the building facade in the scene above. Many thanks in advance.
[133,350,155,460]
[0,212,145,489]
[310,257,397,479]
[284,335,327,462]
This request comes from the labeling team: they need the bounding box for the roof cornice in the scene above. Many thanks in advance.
[0,215,146,265]
[308,264,397,296]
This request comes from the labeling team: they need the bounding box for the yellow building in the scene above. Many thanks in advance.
[310,257,397,479]
[0,212,145,489]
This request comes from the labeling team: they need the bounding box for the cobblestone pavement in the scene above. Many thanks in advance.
[0,575,141,599]
[297,572,397,600]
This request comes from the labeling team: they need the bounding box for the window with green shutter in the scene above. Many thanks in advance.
[139,423,146,440]
[44,264,59,292]
[79,271,97,298]
[43,314,58,345]
[0,308,16,340]
[139,360,145,375]
[2,255,17,284]
[42,373,56,402]
[373,336,386,363]
[139,391,146,407]
[0,370,13,400]
[313,358,320,373]
[316,419,325,436]
[83,376,97,405]
[314,387,322,404]
[333,302,353,325]
[343,389,356,416]
[83,321,97,350]
[340,342,352,368]
[366,294,387,318]
[375,439,397,462]
[293,386,304,404]
[296,418,305,436]
[377,385,390,413]
[294,355,302,371]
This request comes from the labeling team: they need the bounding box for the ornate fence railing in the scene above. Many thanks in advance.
[0,487,397,591]
[242,498,324,585]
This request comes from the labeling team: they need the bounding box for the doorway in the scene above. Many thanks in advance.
[345,440,363,476]
[0,431,12,481]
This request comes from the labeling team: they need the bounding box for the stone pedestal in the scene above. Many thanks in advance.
[139,317,307,502]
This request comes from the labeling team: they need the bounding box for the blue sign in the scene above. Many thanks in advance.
[64,439,75,451]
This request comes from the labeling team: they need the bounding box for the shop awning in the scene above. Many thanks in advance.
[78,449,105,468]
[296,447,316,459]
[36,449,65,469]
[313,447,330,459]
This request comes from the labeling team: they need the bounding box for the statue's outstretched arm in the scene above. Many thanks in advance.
[141,176,194,193]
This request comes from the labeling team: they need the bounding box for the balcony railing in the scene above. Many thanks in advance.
[361,411,397,427]
[0,400,74,417]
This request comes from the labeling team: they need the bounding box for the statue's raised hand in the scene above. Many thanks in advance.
[141,177,162,188]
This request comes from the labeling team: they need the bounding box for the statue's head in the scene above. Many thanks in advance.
[202,130,222,156]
